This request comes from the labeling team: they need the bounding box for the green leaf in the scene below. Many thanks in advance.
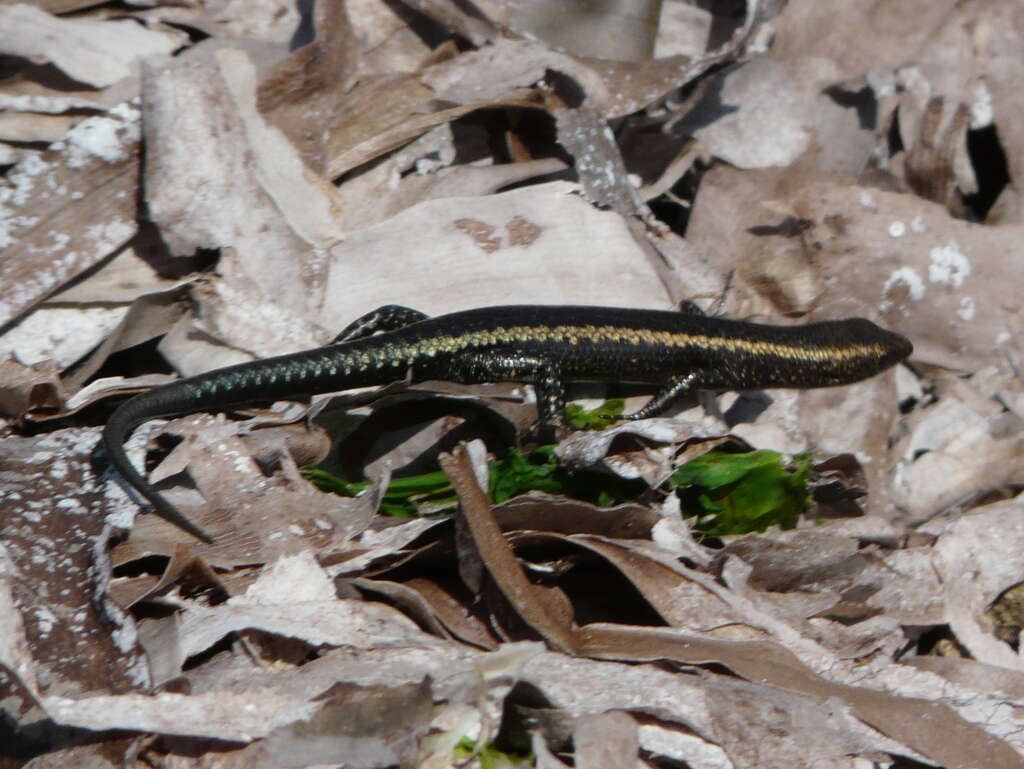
[305,443,644,516]
[668,450,811,535]
[302,468,370,497]
[565,398,625,429]
[303,467,457,517]
[454,737,531,768]
[308,448,812,533]
[489,445,564,503]
[489,445,644,506]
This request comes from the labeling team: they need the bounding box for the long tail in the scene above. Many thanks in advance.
[102,382,216,543]
[101,338,413,543]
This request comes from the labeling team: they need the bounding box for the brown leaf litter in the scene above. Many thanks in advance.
[3,1,1024,767]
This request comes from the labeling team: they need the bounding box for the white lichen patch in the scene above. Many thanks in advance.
[50,231,70,251]
[928,240,971,287]
[969,80,993,129]
[55,497,89,515]
[58,101,141,169]
[957,296,975,321]
[0,92,100,114]
[0,101,138,274]
[888,221,905,238]
[85,218,135,252]
[0,213,39,251]
[0,249,84,326]
[7,153,49,204]
[882,267,926,302]
[34,606,57,637]
[0,153,50,249]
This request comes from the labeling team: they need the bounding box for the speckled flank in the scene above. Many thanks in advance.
[190,322,894,399]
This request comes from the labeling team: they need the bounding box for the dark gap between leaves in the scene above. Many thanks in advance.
[962,122,1010,221]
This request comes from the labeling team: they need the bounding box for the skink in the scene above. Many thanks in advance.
[102,304,913,543]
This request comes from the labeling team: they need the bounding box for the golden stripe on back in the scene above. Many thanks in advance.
[404,324,888,363]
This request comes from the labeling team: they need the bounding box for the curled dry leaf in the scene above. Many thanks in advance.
[0,357,63,418]
[141,48,337,317]
[933,496,1024,670]
[555,414,726,483]
[177,598,437,661]
[0,4,179,89]
[553,103,644,215]
[441,443,578,653]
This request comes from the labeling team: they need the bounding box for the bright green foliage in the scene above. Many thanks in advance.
[488,444,565,502]
[306,437,813,534]
[489,444,642,507]
[668,450,812,535]
[453,737,532,768]
[304,444,643,516]
[565,397,625,429]
[303,468,457,517]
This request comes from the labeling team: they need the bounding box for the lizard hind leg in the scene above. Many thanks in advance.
[616,371,704,421]
[332,305,429,343]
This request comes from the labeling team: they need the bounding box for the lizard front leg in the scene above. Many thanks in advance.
[446,351,568,429]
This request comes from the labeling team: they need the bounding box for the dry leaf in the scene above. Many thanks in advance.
[0,5,178,89]
[6,1,1024,765]
[0,104,140,327]
[320,180,674,328]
